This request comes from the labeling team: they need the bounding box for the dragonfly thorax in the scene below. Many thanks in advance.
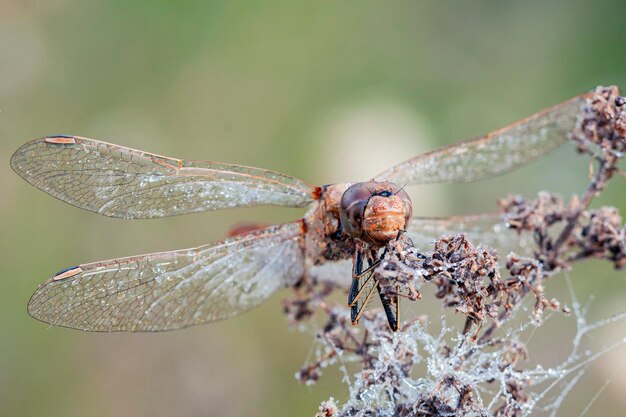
[339,181,413,246]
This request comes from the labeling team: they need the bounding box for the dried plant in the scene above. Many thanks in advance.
[284,86,626,416]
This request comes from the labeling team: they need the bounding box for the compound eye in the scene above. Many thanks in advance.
[339,182,373,238]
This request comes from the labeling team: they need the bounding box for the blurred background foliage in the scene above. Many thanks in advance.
[1,1,625,416]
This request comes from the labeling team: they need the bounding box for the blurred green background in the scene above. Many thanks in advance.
[1,1,625,416]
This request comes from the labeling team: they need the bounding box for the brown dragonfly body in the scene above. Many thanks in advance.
[12,92,593,332]
[303,181,412,329]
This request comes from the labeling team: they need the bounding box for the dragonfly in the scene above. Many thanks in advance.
[11,92,592,332]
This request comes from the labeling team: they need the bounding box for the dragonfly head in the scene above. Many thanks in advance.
[339,181,412,246]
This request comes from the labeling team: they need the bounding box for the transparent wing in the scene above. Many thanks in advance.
[307,259,352,288]
[28,222,305,332]
[406,213,533,257]
[11,136,316,219]
[376,93,591,185]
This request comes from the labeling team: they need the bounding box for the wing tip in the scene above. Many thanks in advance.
[10,135,77,176]
[26,280,52,326]
[9,140,30,176]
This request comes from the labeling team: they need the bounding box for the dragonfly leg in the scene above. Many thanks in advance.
[351,278,379,325]
[350,244,381,278]
[348,243,401,331]
[378,283,400,331]
[348,245,381,307]
[349,243,382,325]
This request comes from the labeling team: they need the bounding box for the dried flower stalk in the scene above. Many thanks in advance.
[283,86,626,416]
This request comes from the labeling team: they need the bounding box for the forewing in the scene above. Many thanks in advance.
[406,213,533,257]
[376,93,590,185]
[28,222,305,331]
[11,136,316,219]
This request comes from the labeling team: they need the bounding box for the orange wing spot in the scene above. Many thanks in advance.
[44,136,77,145]
[52,266,83,281]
